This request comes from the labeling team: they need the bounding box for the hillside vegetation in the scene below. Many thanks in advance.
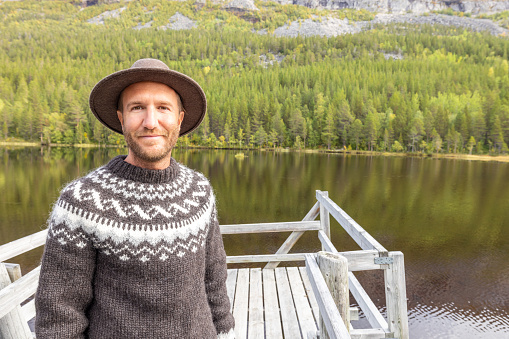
[1,0,509,155]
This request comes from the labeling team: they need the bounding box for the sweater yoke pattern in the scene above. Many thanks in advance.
[47,156,214,262]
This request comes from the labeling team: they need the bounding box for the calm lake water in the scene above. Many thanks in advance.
[1,146,508,338]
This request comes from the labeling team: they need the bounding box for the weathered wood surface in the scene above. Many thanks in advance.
[265,201,321,269]
[0,263,33,339]
[4,263,22,283]
[220,221,321,234]
[349,328,387,339]
[0,266,40,320]
[316,191,386,253]
[0,230,47,263]
[318,191,331,252]
[227,250,383,272]
[317,252,349,339]
[227,253,307,264]
[261,269,283,339]
[248,269,264,339]
[305,255,351,339]
[227,267,318,339]
[384,252,409,339]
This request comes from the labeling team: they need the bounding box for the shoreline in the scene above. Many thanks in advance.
[1,142,508,163]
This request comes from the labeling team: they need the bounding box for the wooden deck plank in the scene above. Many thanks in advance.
[287,267,317,337]
[233,268,250,339]
[226,269,238,313]
[275,268,302,339]
[299,266,320,324]
[262,269,283,339]
[248,268,264,339]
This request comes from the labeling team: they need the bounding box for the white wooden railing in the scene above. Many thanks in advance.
[0,190,409,339]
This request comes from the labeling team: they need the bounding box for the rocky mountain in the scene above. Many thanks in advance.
[80,0,509,14]
[266,0,509,14]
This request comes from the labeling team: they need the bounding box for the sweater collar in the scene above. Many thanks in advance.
[105,155,180,184]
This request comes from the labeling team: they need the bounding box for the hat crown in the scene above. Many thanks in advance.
[131,58,169,70]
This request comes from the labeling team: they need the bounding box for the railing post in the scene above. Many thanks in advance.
[317,251,349,339]
[318,191,330,251]
[384,252,409,339]
[0,263,32,339]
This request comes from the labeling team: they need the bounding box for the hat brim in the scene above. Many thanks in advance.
[89,68,206,136]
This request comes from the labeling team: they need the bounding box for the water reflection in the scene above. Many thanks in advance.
[1,147,508,338]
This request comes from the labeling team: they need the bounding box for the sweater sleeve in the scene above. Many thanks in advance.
[205,202,235,339]
[35,201,97,339]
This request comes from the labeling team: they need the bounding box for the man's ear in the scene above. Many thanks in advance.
[178,111,185,125]
[117,110,124,127]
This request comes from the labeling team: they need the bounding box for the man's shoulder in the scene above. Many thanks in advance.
[56,164,108,199]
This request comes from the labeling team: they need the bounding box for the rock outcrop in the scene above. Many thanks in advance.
[263,0,509,14]
[272,13,509,37]
[225,0,259,11]
[87,7,126,25]
[159,12,197,30]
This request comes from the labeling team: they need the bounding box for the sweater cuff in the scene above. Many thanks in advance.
[217,328,235,339]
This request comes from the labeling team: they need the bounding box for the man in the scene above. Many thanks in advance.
[35,58,235,338]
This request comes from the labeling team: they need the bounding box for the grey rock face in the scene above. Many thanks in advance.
[262,0,509,14]
[272,13,509,37]
[274,17,363,37]
[225,0,259,11]
[159,12,197,30]
[86,7,126,25]
[369,13,509,35]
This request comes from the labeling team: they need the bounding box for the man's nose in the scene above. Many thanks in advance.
[143,106,158,130]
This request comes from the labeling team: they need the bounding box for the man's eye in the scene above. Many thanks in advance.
[132,106,143,110]
[159,106,170,111]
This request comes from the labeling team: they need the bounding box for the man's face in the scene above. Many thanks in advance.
[117,81,184,169]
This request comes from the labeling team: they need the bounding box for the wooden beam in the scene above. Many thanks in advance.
[317,252,349,339]
[4,263,22,282]
[275,268,301,338]
[316,191,386,253]
[264,202,321,269]
[318,191,331,251]
[226,269,238,313]
[318,230,338,253]
[305,255,351,339]
[384,252,409,339]
[0,266,41,319]
[227,253,306,264]
[262,269,283,339]
[248,268,264,338]
[348,272,388,332]
[0,230,47,262]
[0,263,33,338]
[350,328,387,339]
[233,268,249,339]
[287,267,317,336]
[312,235,388,272]
[220,221,320,234]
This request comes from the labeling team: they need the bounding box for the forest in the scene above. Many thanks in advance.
[1,0,509,154]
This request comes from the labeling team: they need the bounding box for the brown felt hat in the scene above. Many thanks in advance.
[89,58,206,136]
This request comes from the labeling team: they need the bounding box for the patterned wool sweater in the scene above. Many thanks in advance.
[35,155,235,339]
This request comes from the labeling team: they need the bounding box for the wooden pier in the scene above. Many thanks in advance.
[0,190,409,339]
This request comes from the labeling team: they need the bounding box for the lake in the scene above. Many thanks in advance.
[1,146,508,338]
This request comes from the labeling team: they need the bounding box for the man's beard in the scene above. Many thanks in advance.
[123,126,180,164]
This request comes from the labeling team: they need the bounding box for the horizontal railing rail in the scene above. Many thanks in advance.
[0,230,48,263]
[220,220,321,234]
